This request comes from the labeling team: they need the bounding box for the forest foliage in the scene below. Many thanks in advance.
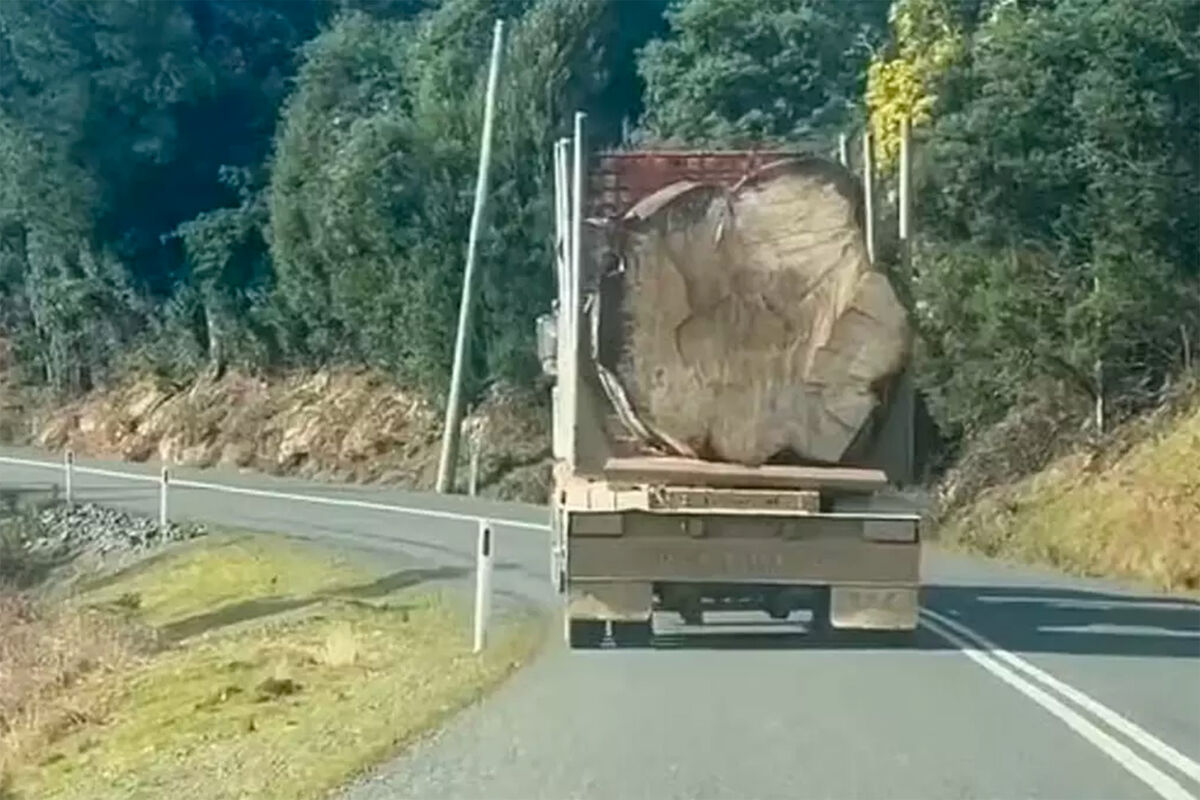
[0,0,1195,453]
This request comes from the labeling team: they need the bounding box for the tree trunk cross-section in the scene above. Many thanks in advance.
[609,158,910,466]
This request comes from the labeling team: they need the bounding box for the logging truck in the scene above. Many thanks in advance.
[538,120,922,648]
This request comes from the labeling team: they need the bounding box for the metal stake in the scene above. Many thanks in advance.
[899,116,912,277]
[862,130,876,265]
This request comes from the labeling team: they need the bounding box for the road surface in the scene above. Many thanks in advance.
[2,449,1197,800]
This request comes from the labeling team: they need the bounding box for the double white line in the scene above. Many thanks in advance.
[921,608,1200,800]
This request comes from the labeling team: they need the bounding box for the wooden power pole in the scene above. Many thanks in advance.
[436,20,505,494]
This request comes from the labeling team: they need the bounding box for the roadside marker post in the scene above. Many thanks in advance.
[64,450,74,507]
[473,519,494,653]
[159,467,169,529]
[468,431,482,497]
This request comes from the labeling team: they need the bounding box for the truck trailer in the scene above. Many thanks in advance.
[538,121,921,648]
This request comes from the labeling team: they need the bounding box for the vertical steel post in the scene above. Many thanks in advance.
[838,132,849,167]
[862,130,876,265]
[899,116,912,277]
[436,20,505,494]
[564,113,585,468]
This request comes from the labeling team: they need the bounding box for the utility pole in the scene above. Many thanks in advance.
[436,20,505,494]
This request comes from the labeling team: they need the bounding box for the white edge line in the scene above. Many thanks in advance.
[922,607,1200,784]
[0,455,549,532]
[919,614,1198,800]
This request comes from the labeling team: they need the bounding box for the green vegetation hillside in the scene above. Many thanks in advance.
[0,0,1195,572]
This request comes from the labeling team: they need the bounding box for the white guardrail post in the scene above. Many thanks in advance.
[159,466,169,528]
[64,449,74,507]
[473,518,494,653]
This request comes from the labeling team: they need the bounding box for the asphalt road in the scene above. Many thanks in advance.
[2,449,1198,800]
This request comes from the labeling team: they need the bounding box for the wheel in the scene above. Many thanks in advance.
[807,586,832,636]
[566,618,606,649]
[765,590,794,620]
[611,620,653,648]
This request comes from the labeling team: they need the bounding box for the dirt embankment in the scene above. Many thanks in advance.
[10,369,552,502]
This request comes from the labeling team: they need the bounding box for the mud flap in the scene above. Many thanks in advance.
[830,585,918,630]
[567,581,653,622]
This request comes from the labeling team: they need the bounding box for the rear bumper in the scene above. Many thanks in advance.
[562,509,921,629]
[566,511,920,585]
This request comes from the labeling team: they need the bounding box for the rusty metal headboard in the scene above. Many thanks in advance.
[587,151,807,220]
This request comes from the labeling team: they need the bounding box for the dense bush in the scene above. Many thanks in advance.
[638,0,888,145]
[0,0,1193,460]
[912,0,1200,437]
[269,0,649,398]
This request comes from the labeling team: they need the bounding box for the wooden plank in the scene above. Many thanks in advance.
[602,456,888,492]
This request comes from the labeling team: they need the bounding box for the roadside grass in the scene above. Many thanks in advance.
[3,532,543,800]
[939,400,1200,593]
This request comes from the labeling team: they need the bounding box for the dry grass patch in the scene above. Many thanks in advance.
[0,594,145,790]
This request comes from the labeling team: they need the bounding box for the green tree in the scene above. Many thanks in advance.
[269,0,650,399]
[0,0,322,390]
[637,0,889,145]
[913,0,1200,435]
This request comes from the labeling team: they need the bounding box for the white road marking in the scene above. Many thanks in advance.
[923,607,1200,786]
[919,614,1198,800]
[977,595,1200,613]
[1038,624,1200,639]
[0,455,550,531]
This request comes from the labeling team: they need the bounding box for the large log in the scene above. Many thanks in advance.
[606,158,910,466]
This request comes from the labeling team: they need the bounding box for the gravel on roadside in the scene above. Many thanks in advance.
[21,503,207,562]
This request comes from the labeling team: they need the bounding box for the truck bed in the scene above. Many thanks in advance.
[601,456,888,493]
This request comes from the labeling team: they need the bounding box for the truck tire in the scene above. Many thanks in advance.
[611,620,653,648]
[566,618,606,649]
[807,586,832,636]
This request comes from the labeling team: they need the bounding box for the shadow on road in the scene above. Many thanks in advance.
[631,585,1200,657]
[922,584,1200,659]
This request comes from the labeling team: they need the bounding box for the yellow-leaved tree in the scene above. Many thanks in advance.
[865,0,965,168]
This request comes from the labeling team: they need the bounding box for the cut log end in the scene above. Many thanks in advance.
[605,157,910,466]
